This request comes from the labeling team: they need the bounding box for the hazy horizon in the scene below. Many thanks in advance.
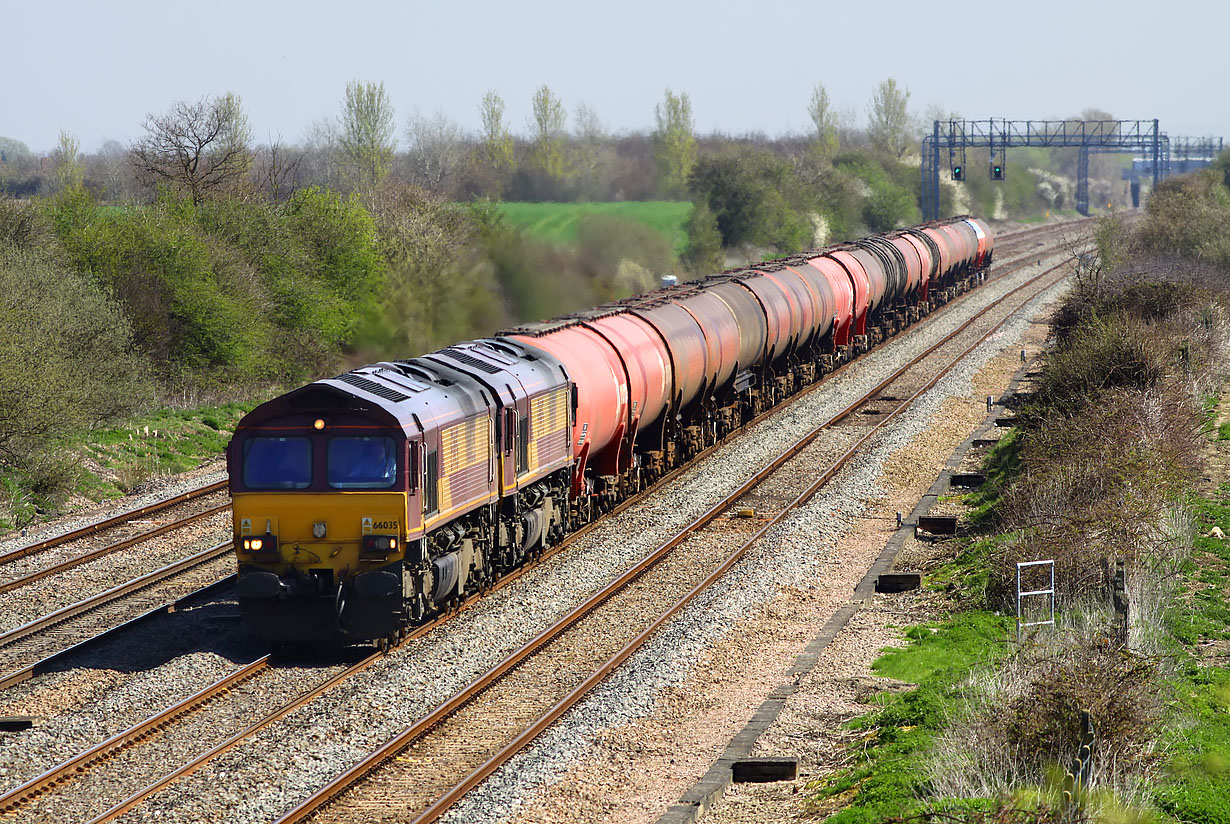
[6,0,1226,155]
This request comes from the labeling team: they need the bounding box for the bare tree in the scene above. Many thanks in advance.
[84,140,137,203]
[254,136,303,202]
[573,102,604,141]
[338,80,395,192]
[867,78,912,159]
[571,102,616,199]
[406,110,465,193]
[129,93,253,204]
[300,117,342,191]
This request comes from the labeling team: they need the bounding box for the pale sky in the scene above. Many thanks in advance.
[5,0,1227,154]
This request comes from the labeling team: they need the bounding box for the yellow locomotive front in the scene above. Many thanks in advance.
[229,383,420,645]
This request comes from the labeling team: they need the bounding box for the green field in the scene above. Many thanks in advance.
[497,201,693,255]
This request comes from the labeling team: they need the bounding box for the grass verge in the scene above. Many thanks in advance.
[497,201,693,255]
[0,399,260,532]
[808,485,1230,824]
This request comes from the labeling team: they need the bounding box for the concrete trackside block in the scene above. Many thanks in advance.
[949,472,986,489]
[731,758,798,783]
[875,572,922,593]
[916,515,957,536]
[0,716,34,731]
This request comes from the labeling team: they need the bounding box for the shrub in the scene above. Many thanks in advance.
[681,201,724,274]
[688,147,813,253]
[0,244,151,507]
[1136,170,1230,267]
[833,151,920,231]
[931,631,1164,803]
[1034,315,1166,414]
[992,385,1200,610]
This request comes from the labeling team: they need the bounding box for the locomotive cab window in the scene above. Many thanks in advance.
[243,437,312,489]
[327,436,398,489]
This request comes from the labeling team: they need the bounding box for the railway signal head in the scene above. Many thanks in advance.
[991,163,1004,180]
[951,165,964,181]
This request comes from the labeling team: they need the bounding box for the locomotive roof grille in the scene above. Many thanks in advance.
[441,347,506,374]
[335,373,411,403]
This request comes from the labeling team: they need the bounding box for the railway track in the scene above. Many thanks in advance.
[270,252,1076,824]
[0,544,235,689]
[0,223,1084,824]
[0,480,226,570]
[0,500,229,597]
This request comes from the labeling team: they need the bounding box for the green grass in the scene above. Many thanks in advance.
[806,612,1011,823]
[963,428,1023,527]
[497,201,693,255]
[0,393,273,534]
[1153,492,1230,821]
[74,401,259,501]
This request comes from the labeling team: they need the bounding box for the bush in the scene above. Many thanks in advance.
[1034,315,1166,414]
[575,212,674,297]
[688,147,813,253]
[1136,170,1230,267]
[0,244,151,506]
[681,201,724,274]
[992,386,1200,609]
[50,194,264,380]
[833,151,920,231]
[41,186,393,386]
[931,631,1164,802]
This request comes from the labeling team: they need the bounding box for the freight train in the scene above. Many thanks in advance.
[228,216,994,646]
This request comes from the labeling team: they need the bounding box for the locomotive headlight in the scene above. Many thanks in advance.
[313,418,326,430]
[241,535,277,554]
[361,534,398,554]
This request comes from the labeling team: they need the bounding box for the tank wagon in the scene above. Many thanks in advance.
[228,216,994,646]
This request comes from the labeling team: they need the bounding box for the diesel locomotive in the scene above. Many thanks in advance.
[228,216,993,646]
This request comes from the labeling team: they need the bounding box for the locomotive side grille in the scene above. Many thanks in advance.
[529,388,570,466]
[336,373,411,403]
[439,416,492,513]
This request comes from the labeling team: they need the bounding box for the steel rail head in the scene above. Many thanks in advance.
[0,480,227,566]
[0,503,230,596]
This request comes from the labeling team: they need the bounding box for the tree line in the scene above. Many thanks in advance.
[0,80,1148,516]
